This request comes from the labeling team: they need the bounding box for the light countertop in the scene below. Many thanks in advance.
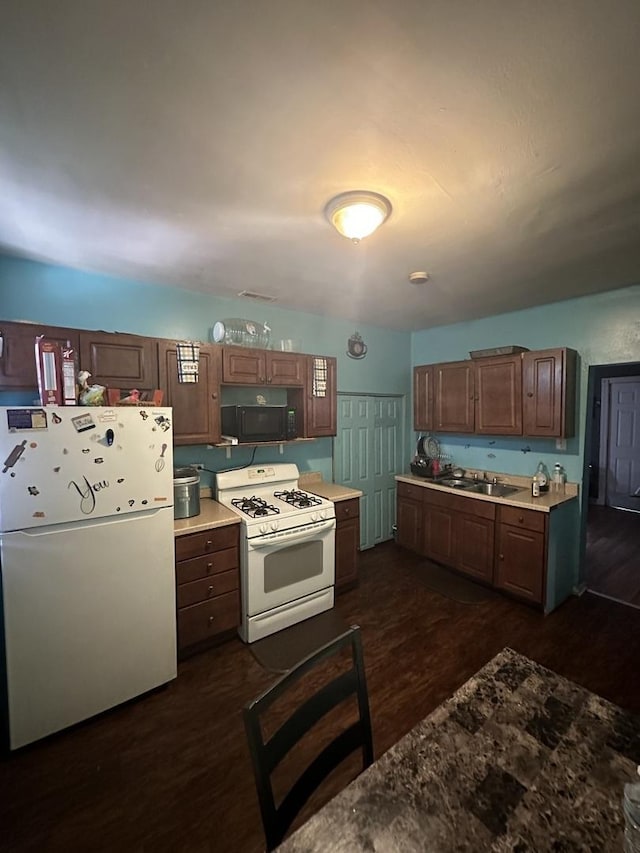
[173,474,363,537]
[395,472,578,513]
[173,498,240,537]
[299,472,363,502]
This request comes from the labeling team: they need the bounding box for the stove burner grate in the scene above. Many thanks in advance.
[231,495,280,518]
[274,489,323,509]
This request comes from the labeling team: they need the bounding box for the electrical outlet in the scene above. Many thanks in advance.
[189,463,204,470]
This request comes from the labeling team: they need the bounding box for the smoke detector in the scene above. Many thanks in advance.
[408,271,430,284]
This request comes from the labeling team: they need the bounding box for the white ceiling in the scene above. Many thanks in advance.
[1,1,640,330]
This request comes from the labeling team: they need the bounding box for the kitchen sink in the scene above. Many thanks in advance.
[430,477,523,498]
[435,477,473,489]
[467,482,522,497]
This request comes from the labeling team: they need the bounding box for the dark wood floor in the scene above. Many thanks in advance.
[586,504,640,606]
[2,542,640,853]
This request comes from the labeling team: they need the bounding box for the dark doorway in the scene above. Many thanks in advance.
[583,361,640,608]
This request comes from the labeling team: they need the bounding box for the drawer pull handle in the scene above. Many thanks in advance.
[208,616,214,625]
[499,554,504,560]
[208,585,214,595]
[206,540,213,549]
[206,562,213,573]
[527,391,534,397]
[518,516,524,523]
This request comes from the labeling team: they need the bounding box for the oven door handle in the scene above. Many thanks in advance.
[247,519,335,550]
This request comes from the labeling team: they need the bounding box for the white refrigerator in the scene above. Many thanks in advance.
[0,405,177,749]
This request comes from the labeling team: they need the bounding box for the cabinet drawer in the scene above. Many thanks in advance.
[334,498,359,523]
[176,569,239,609]
[498,505,546,533]
[177,591,240,648]
[175,525,239,561]
[175,547,238,585]
[397,482,425,502]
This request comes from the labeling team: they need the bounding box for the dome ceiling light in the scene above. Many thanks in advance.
[324,191,392,243]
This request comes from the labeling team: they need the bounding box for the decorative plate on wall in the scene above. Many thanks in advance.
[346,331,367,359]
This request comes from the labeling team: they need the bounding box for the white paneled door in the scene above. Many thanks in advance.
[604,377,640,511]
[334,395,404,550]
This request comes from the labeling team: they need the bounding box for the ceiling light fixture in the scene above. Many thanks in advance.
[324,191,392,243]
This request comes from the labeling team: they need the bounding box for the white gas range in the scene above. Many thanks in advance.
[215,463,336,643]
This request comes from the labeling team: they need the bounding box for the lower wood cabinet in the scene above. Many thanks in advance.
[396,482,425,553]
[423,488,496,581]
[456,511,495,584]
[396,482,548,606]
[174,524,240,657]
[495,506,546,604]
[334,497,360,591]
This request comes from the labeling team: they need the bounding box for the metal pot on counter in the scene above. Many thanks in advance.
[173,466,201,519]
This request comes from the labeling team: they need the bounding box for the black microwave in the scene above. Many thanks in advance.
[221,405,297,443]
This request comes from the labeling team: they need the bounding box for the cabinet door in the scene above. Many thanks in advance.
[456,514,495,582]
[522,348,577,438]
[221,347,266,384]
[335,516,359,590]
[396,498,423,553]
[79,331,159,390]
[495,524,545,604]
[266,352,305,386]
[474,355,523,435]
[158,341,222,445]
[0,321,79,389]
[423,502,456,567]
[305,356,337,437]
[413,365,434,431]
[434,361,474,432]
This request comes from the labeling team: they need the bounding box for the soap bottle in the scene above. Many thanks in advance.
[552,463,566,494]
[531,474,541,498]
[535,461,550,493]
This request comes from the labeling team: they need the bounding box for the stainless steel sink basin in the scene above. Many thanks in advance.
[430,477,523,497]
[467,482,522,497]
[435,477,474,489]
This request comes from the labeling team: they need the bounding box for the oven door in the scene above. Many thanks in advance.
[244,519,335,616]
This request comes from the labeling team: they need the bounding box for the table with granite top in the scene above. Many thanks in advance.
[277,648,639,852]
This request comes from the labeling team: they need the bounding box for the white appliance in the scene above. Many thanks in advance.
[0,405,177,749]
[216,463,335,643]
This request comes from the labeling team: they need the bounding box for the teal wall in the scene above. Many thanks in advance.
[412,283,640,587]
[0,255,412,484]
[411,284,640,484]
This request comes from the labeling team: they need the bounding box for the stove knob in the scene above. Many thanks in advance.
[319,508,327,520]
[311,512,319,522]
[259,523,269,534]
[270,521,278,531]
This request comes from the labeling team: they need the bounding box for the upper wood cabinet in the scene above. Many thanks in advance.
[79,331,159,390]
[413,365,434,431]
[304,356,337,437]
[433,361,475,432]
[0,320,79,389]
[522,348,577,438]
[414,347,577,438]
[221,347,305,386]
[158,342,222,445]
[474,355,523,435]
